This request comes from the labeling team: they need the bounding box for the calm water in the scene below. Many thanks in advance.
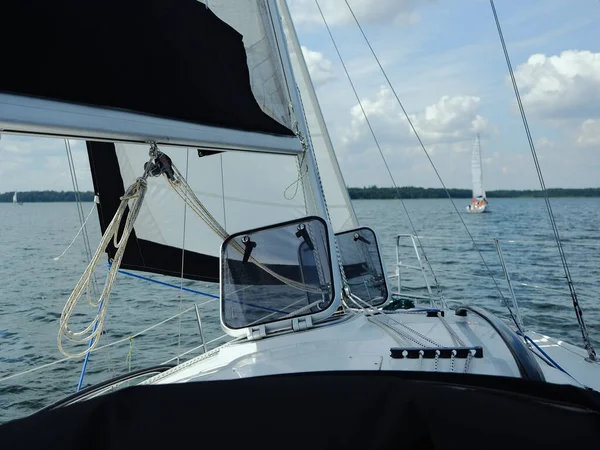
[1,198,599,423]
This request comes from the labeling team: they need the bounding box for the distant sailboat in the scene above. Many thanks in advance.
[466,134,489,213]
[13,191,23,205]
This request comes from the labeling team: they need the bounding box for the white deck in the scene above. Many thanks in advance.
[140,309,600,391]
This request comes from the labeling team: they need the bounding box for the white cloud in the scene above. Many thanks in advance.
[289,0,426,27]
[513,50,600,119]
[536,137,555,149]
[408,95,487,142]
[0,136,91,193]
[343,86,487,146]
[301,46,336,85]
[576,119,600,148]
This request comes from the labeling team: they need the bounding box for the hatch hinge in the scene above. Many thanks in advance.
[292,316,313,332]
[246,325,267,341]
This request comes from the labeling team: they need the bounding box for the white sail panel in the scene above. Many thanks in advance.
[114,143,307,261]
[471,135,485,199]
[277,0,358,232]
[205,0,293,129]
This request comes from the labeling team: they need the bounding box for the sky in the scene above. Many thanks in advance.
[1,0,599,192]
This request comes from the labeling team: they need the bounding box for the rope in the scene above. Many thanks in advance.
[53,200,98,261]
[177,148,191,365]
[166,161,328,295]
[58,176,148,358]
[490,0,596,361]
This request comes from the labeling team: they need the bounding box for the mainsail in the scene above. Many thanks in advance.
[12,192,17,204]
[471,134,486,200]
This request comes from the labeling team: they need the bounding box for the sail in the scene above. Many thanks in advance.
[12,192,17,203]
[277,1,358,232]
[83,1,329,283]
[0,0,300,153]
[471,135,486,199]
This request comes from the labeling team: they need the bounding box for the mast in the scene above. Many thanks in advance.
[276,0,358,232]
[266,0,343,306]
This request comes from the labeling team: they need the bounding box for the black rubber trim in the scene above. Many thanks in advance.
[37,365,176,412]
[455,306,545,381]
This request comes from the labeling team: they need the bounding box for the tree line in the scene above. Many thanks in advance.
[347,186,600,199]
[1,187,599,203]
[0,191,95,203]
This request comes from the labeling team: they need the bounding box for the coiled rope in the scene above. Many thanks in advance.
[58,177,148,357]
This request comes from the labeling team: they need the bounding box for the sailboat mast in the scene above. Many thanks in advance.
[266,0,344,295]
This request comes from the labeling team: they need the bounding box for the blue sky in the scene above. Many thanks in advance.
[0,0,599,192]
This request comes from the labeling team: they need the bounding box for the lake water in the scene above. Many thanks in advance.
[1,198,599,423]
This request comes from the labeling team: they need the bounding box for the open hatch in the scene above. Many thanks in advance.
[220,216,338,338]
[336,227,390,308]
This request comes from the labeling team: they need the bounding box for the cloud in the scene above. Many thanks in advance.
[301,46,336,85]
[408,95,487,142]
[536,137,555,149]
[0,136,92,193]
[513,50,600,120]
[289,0,426,27]
[343,86,488,146]
[576,119,600,148]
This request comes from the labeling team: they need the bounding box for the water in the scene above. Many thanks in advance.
[1,198,599,423]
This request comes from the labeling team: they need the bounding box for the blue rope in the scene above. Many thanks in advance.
[117,269,286,314]
[117,269,219,299]
[522,333,569,375]
[76,299,102,392]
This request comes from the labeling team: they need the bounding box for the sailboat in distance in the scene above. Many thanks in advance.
[466,134,489,213]
[12,191,23,205]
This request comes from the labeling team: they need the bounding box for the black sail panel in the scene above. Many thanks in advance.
[0,0,293,137]
[87,141,220,282]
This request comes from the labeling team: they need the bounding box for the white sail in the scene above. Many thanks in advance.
[277,0,358,232]
[471,134,485,199]
[12,191,17,203]
[111,143,308,273]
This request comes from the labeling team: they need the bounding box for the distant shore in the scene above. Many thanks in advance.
[1,187,599,202]
[347,187,600,200]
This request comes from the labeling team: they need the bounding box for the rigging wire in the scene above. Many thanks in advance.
[313,0,445,308]
[338,0,522,332]
[489,0,596,360]
[64,139,94,265]
[177,148,191,365]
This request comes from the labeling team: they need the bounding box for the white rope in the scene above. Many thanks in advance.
[58,177,148,358]
[53,198,98,261]
[166,163,327,295]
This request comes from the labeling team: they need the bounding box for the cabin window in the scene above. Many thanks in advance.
[221,217,333,330]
